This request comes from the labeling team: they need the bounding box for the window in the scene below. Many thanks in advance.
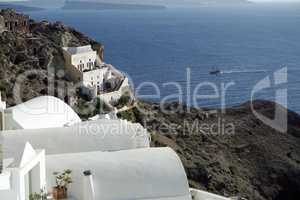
[78,64,84,71]
[87,62,94,70]
[5,22,8,27]
[91,77,93,80]
[15,22,18,27]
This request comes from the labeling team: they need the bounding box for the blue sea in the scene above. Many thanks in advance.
[26,4,300,113]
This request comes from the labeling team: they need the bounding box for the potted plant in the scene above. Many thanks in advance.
[52,169,72,200]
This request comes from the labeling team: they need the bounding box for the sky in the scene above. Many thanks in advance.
[1,0,300,3]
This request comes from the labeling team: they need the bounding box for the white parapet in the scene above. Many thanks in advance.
[0,171,11,190]
[190,188,231,200]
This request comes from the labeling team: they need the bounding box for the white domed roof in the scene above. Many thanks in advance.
[7,96,81,129]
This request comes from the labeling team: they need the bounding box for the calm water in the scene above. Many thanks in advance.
[27,4,300,113]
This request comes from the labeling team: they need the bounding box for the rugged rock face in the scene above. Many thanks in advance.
[0,13,103,106]
[118,100,300,200]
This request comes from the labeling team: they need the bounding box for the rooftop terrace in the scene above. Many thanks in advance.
[63,45,95,55]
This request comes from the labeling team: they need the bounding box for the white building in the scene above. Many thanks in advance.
[1,129,231,200]
[62,45,129,102]
[0,94,234,200]
[0,96,81,130]
[62,45,112,90]
[0,143,46,200]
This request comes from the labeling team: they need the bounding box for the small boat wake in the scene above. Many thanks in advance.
[220,69,267,74]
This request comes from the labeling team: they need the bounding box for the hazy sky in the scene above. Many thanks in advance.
[1,0,300,2]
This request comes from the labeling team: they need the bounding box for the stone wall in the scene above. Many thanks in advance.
[0,9,29,33]
[99,77,130,104]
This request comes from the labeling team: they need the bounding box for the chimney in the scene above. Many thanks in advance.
[83,170,96,200]
[0,92,4,173]
[0,92,6,131]
[0,92,6,110]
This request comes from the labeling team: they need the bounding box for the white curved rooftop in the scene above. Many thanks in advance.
[2,119,150,159]
[6,96,81,129]
[46,147,191,200]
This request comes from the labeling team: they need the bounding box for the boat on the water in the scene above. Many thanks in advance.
[209,69,221,75]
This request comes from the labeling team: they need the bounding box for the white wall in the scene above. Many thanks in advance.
[46,148,191,200]
[82,67,110,89]
[71,51,97,72]
[0,149,46,200]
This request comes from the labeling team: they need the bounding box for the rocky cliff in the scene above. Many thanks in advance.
[0,13,103,106]
[118,100,300,200]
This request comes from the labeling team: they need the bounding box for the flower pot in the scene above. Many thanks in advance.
[52,187,67,200]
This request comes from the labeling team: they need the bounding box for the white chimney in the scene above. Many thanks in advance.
[0,92,6,131]
[82,170,96,200]
[0,92,6,110]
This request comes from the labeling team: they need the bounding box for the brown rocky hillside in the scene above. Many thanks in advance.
[118,100,300,200]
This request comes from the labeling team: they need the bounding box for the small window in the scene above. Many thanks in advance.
[15,22,18,27]
[91,77,93,80]
[5,22,8,27]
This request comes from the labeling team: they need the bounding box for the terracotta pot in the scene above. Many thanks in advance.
[52,187,67,200]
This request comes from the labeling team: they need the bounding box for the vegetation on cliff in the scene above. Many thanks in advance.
[118,100,300,200]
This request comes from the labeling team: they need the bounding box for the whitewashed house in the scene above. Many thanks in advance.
[62,45,100,83]
[62,45,129,103]
[0,95,233,200]
[0,143,46,200]
[1,129,231,200]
